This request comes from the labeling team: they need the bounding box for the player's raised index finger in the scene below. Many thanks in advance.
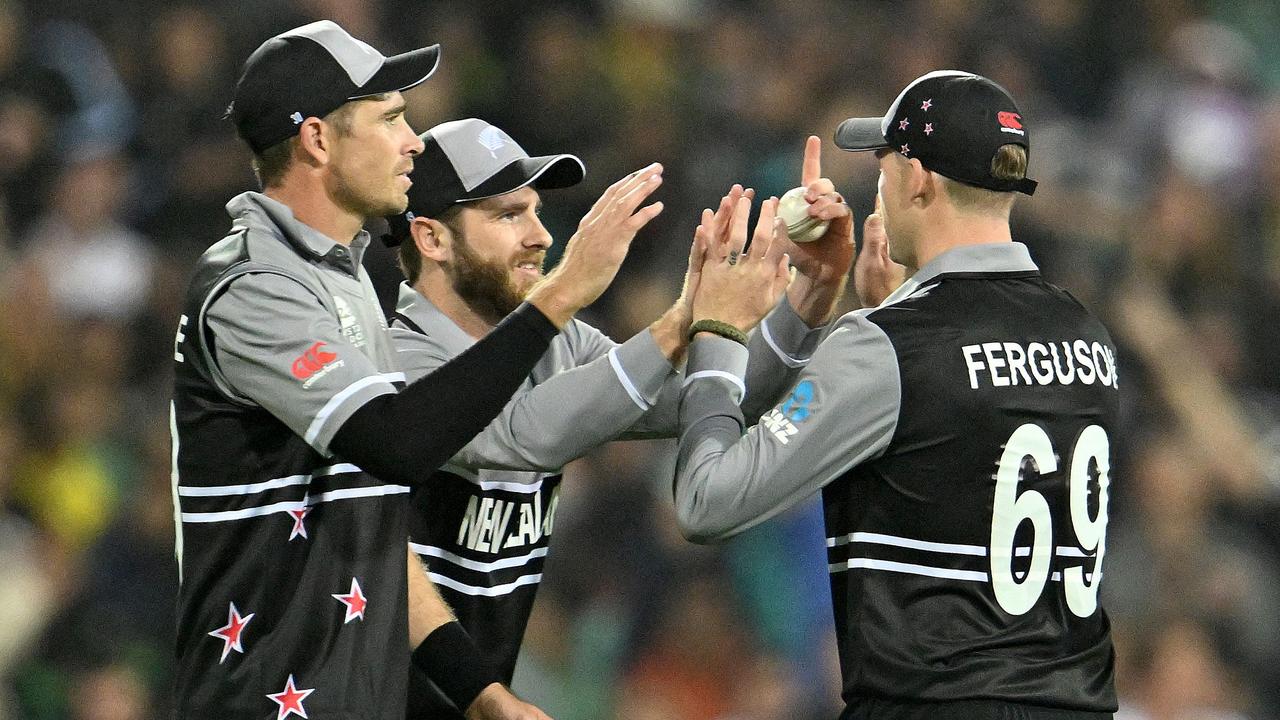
[801,135,822,187]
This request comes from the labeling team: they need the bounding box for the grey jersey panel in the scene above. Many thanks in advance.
[674,311,902,542]
[202,193,401,455]
[672,242,1046,543]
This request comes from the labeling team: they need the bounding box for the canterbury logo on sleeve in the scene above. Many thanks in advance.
[291,342,341,383]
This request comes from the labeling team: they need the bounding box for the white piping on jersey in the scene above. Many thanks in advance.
[827,531,986,556]
[683,370,746,403]
[830,558,989,582]
[411,543,548,572]
[169,402,185,585]
[179,484,408,523]
[381,371,406,384]
[427,570,542,597]
[760,321,809,368]
[439,463,546,493]
[304,375,398,446]
[177,463,361,497]
[827,532,1096,559]
[829,559,1095,584]
[608,347,653,411]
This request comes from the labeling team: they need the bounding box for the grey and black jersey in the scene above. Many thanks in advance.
[171,193,410,719]
[389,283,823,718]
[675,242,1119,717]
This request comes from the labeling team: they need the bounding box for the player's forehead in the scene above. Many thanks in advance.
[342,91,406,121]
[469,186,543,213]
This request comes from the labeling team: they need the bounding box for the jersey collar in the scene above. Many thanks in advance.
[880,241,1038,307]
[226,192,371,275]
[393,282,478,351]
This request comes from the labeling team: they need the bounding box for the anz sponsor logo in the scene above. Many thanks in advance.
[762,380,815,445]
[456,485,560,554]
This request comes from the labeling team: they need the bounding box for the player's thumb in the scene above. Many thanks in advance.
[863,212,886,254]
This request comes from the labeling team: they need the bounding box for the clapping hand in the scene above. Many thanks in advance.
[690,193,791,335]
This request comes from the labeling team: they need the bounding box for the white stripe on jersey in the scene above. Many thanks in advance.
[410,543,547,572]
[830,558,989,582]
[827,532,1096,560]
[683,370,746,402]
[177,464,359,496]
[830,558,1095,584]
[303,375,398,446]
[827,531,986,556]
[760,321,809,368]
[427,570,542,597]
[439,463,545,494]
[608,347,653,410]
[169,402,185,585]
[180,484,408,523]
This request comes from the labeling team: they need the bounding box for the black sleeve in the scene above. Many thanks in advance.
[329,302,558,486]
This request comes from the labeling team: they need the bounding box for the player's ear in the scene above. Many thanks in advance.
[296,117,330,166]
[906,158,932,206]
[412,217,451,262]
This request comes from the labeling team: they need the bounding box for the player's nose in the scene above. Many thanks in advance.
[525,218,553,250]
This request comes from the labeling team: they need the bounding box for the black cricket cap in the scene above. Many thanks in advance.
[835,70,1037,195]
[383,118,585,246]
[229,20,440,154]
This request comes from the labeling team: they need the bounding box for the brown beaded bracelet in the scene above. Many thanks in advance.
[688,319,748,346]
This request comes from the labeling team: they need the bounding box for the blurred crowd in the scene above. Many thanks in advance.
[1,0,1279,718]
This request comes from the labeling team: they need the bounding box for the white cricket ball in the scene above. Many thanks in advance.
[776,186,829,243]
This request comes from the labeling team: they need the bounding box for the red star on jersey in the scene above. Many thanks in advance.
[898,117,910,130]
[287,507,310,541]
[208,602,254,664]
[924,123,934,135]
[900,143,910,155]
[267,674,314,720]
[332,577,367,623]
[920,98,933,111]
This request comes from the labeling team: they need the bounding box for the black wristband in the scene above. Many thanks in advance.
[688,318,748,346]
[411,621,501,712]
[509,301,559,342]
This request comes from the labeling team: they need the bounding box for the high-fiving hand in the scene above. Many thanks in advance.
[526,163,665,327]
[691,193,791,335]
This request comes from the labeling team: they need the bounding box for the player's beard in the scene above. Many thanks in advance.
[446,232,540,326]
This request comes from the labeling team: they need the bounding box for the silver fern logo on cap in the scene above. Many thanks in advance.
[477,126,509,158]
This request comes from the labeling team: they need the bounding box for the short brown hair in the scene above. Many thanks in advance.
[942,144,1027,214]
[398,204,465,284]
[248,101,364,189]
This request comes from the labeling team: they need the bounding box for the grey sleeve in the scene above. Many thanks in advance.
[672,312,902,543]
[203,272,399,456]
[390,321,674,472]
[624,295,827,437]
[741,294,826,421]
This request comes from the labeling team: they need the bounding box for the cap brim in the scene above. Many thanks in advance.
[350,44,441,99]
[834,117,889,152]
[462,154,586,202]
